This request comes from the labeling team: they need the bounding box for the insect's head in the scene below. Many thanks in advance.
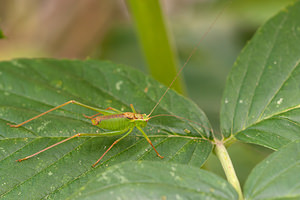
[130,113,148,128]
[137,113,150,122]
[142,114,150,122]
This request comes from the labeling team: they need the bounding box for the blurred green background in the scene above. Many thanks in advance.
[0,0,293,186]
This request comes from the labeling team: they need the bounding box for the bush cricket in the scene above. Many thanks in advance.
[8,5,227,167]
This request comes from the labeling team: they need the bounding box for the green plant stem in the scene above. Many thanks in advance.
[127,0,185,94]
[215,139,243,200]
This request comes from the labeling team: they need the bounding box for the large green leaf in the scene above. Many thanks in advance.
[244,140,300,200]
[220,1,300,149]
[0,58,212,198]
[49,161,238,200]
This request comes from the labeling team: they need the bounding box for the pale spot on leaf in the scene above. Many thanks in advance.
[115,81,123,91]
[277,98,283,105]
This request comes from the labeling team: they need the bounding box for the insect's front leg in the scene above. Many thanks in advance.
[136,126,164,159]
[92,127,134,167]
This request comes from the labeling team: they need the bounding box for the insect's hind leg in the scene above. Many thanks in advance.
[8,100,76,128]
[105,107,122,113]
[8,100,115,128]
[83,106,122,119]
[17,133,81,162]
[83,112,102,119]
[17,129,131,163]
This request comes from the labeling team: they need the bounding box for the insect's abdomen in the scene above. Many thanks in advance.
[93,114,133,130]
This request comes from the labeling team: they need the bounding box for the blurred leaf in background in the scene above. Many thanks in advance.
[0,30,4,39]
[0,1,120,59]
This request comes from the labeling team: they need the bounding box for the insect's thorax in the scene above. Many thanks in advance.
[91,112,149,130]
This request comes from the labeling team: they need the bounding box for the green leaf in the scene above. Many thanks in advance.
[220,1,300,149]
[244,140,300,200]
[48,161,238,200]
[0,58,212,198]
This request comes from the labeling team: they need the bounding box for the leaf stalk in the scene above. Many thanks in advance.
[214,139,243,200]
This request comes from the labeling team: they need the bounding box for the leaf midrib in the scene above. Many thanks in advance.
[233,103,300,138]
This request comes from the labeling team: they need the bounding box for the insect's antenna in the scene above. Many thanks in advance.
[148,3,230,117]
[149,114,213,134]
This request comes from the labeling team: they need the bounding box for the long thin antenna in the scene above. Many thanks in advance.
[149,113,213,134]
[148,3,230,117]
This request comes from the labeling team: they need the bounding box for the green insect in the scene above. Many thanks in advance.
[9,100,164,167]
